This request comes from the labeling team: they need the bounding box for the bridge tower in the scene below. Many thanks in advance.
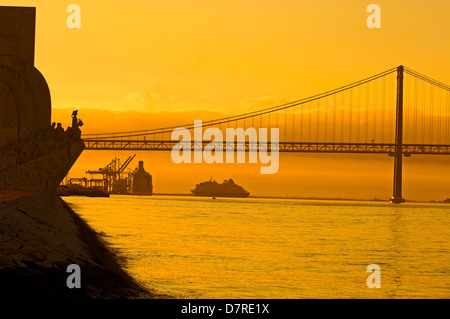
[392,65,405,203]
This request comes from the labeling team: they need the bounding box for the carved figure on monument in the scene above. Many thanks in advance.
[68,110,83,140]
[72,110,79,128]
[56,123,64,134]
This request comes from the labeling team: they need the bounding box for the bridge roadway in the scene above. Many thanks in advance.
[82,139,450,155]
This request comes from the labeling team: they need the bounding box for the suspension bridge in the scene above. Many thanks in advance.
[81,66,450,203]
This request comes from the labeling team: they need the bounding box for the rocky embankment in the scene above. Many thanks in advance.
[0,190,159,298]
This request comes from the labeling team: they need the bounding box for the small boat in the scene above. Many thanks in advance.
[56,185,110,198]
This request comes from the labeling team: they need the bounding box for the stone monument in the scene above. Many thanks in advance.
[0,6,85,192]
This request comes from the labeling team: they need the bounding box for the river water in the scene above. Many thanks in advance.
[63,195,449,298]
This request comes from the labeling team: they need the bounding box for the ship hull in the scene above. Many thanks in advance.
[0,140,85,192]
[191,191,250,198]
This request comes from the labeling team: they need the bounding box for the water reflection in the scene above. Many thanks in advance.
[64,195,449,298]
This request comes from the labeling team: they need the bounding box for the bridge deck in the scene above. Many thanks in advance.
[82,140,450,155]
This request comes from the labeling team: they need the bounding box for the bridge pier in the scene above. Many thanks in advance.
[391,66,405,204]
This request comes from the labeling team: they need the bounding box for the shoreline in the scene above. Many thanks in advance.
[0,190,169,298]
[126,192,450,204]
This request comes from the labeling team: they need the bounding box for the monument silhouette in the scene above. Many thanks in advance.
[0,6,84,192]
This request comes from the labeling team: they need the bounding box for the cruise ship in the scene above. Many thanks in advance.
[191,178,250,198]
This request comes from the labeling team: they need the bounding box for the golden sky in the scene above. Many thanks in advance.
[4,0,450,200]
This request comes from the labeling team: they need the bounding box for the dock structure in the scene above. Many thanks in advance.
[86,155,136,194]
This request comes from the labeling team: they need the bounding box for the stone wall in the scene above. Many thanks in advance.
[0,192,159,298]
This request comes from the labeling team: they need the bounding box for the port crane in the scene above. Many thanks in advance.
[86,154,136,193]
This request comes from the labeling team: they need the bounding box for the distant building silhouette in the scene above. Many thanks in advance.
[131,161,153,195]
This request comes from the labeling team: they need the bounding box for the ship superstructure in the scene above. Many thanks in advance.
[191,178,250,198]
